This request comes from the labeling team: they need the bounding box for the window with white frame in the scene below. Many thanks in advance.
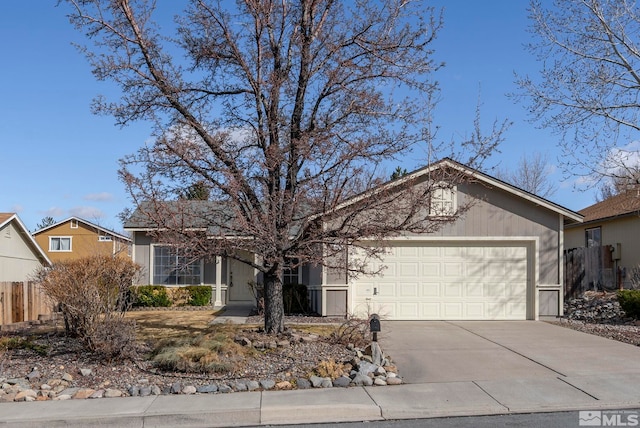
[153,246,201,285]
[50,237,72,251]
[283,258,302,285]
[429,183,456,216]
[98,235,112,242]
[70,219,78,229]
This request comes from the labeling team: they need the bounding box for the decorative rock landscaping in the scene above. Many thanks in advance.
[0,329,402,403]
[564,291,629,324]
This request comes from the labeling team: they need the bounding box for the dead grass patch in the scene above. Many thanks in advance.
[150,333,253,374]
[126,310,222,341]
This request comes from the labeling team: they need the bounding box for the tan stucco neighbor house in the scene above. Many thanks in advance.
[565,190,640,289]
[125,159,583,320]
[0,213,51,282]
[32,217,131,263]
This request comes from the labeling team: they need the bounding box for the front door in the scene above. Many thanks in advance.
[228,252,256,301]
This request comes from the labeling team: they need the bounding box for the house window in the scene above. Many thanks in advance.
[50,237,72,252]
[585,227,601,247]
[70,220,78,229]
[283,258,302,285]
[98,235,112,242]
[429,183,456,216]
[153,246,201,285]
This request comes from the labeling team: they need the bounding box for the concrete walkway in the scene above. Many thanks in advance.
[209,303,254,324]
[3,321,640,427]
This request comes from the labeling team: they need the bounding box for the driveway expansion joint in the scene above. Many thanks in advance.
[472,380,510,411]
[446,321,568,377]
[557,376,600,401]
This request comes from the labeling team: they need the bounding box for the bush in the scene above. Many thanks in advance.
[132,285,211,307]
[34,255,141,359]
[283,283,309,314]
[185,286,212,306]
[617,290,640,319]
[132,285,172,307]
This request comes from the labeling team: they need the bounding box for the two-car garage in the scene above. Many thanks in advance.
[352,240,533,321]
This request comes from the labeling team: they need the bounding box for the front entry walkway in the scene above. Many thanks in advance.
[209,303,254,324]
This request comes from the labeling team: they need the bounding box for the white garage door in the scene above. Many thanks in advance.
[353,242,529,320]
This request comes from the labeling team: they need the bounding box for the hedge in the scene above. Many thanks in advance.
[132,285,172,307]
[185,285,212,306]
[132,285,212,307]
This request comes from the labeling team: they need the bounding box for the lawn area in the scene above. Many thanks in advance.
[126,309,224,341]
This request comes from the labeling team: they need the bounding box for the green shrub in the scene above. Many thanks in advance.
[283,283,309,314]
[133,285,172,307]
[617,290,640,319]
[185,286,212,306]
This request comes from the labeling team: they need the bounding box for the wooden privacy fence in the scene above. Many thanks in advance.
[564,245,614,299]
[0,281,54,326]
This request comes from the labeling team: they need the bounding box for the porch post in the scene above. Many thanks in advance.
[214,255,223,307]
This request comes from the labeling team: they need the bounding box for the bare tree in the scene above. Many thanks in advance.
[35,216,56,231]
[597,166,640,201]
[495,152,557,198]
[65,0,505,334]
[516,0,640,186]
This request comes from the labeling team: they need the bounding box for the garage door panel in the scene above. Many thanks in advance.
[421,247,440,257]
[444,262,463,277]
[465,302,485,318]
[378,283,396,297]
[466,262,486,277]
[444,246,464,257]
[353,241,530,320]
[399,246,419,257]
[466,282,484,297]
[399,302,419,318]
[444,282,463,297]
[444,302,463,318]
[399,262,419,277]
[485,282,506,298]
[399,282,418,297]
[422,262,440,276]
[422,282,440,297]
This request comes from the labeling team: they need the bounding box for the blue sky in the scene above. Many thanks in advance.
[1,1,597,232]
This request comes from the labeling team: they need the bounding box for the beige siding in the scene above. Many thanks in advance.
[417,182,561,285]
[565,216,640,286]
[0,222,43,282]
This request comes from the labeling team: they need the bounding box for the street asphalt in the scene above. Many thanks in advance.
[3,320,640,427]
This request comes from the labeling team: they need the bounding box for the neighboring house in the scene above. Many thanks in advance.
[565,189,640,289]
[125,159,583,320]
[0,213,51,281]
[32,217,131,263]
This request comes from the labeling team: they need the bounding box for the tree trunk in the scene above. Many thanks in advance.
[263,272,285,334]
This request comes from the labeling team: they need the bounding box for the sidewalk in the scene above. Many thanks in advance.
[2,377,640,427]
[209,303,254,324]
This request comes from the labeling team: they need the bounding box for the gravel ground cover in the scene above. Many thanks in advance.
[0,313,356,396]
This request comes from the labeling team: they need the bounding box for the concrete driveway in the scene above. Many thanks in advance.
[373,321,640,416]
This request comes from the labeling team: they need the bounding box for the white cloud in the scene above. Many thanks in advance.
[42,207,66,218]
[10,204,23,213]
[68,206,106,220]
[84,192,114,202]
[602,140,640,174]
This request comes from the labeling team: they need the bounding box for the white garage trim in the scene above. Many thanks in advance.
[350,238,538,321]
